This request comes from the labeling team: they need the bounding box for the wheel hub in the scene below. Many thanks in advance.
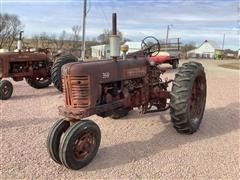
[190,75,206,125]
[3,85,10,95]
[74,132,96,160]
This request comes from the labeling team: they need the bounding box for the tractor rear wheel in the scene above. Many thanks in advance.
[47,119,70,164]
[51,54,77,91]
[26,77,51,89]
[170,61,206,134]
[59,120,101,170]
[0,80,13,100]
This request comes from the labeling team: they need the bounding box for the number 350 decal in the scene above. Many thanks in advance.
[102,72,110,79]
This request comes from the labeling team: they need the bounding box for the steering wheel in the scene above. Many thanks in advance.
[141,36,160,57]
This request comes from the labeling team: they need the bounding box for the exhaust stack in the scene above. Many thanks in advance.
[110,13,120,60]
[17,31,24,52]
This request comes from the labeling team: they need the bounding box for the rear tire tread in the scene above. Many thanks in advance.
[51,54,77,91]
[170,61,206,134]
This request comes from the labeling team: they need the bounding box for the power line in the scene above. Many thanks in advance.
[86,0,91,15]
[97,2,111,29]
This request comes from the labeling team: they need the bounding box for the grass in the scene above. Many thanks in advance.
[219,62,240,70]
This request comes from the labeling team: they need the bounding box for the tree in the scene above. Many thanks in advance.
[58,30,66,49]
[72,25,81,48]
[181,42,196,53]
[32,35,39,49]
[39,32,52,49]
[51,31,67,50]
[97,29,125,44]
[0,13,23,50]
[32,31,66,50]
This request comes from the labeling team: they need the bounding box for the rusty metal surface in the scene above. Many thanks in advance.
[58,106,91,120]
[61,57,148,81]
[61,57,148,110]
[60,56,172,120]
[0,51,51,80]
[74,132,96,161]
[59,98,129,120]
[123,66,147,79]
[0,52,48,62]
[190,74,206,124]
[63,75,90,109]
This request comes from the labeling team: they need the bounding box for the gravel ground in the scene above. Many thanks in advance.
[1,59,239,179]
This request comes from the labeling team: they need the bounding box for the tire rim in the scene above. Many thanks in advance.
[190,75,206,125]
[3,84,10,95]
[73,132,96,161]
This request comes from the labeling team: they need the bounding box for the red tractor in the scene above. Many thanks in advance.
[0,31,52,100]
[47,14,207,170]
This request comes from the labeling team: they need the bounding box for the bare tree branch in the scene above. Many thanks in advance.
[72,25,81,48]
[0,13,23,50]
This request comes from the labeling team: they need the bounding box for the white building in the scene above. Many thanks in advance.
[187,40,222,59]
[91,42,142,60]
[91,44,110,60]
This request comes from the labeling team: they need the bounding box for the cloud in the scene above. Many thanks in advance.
[1,0,239,50]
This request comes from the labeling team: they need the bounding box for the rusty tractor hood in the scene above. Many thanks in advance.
[0,52,49,62]
[62,57,148,83]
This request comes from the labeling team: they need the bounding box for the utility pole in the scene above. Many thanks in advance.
[165,24,172,50]
[166,25,170,45]
[222,33,225,50]
[81,0,87,61]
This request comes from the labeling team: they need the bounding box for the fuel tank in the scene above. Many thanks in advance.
[61,57,148,82]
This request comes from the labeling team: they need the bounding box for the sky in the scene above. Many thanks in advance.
[0,0,239,50]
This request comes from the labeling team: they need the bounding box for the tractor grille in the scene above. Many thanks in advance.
[62,75,90,109]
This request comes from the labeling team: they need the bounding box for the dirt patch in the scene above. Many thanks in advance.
[219,62,240,70]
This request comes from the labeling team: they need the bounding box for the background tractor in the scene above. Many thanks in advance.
[47,13,207,170]
[0,31,52,100]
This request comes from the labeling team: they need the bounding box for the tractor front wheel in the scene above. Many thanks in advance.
[0,80,13,100]
[47,119,70,164]
[59,120,101,170]
[170,61,206,134]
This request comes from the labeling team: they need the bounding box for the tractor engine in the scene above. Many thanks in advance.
[99,65,168,114]
[10,60,49,73]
